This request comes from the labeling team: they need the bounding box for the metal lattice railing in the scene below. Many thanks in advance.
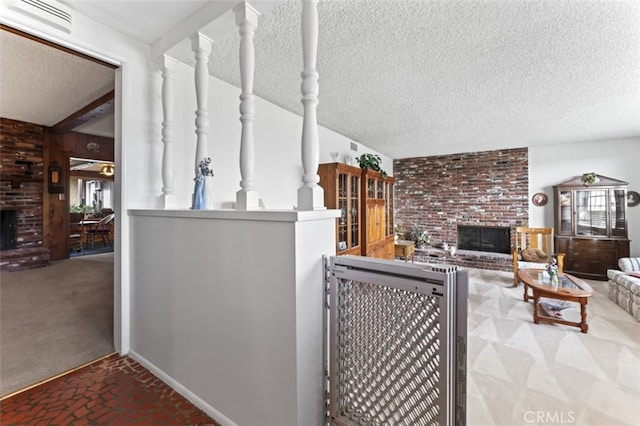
[335,280,441,425]
[327,256,467,426]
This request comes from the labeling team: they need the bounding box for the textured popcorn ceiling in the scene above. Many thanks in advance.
[207,0,640,158]
[1,1,638,159]
[0,30,115,127]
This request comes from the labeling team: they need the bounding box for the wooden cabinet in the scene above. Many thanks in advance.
[319,163,362,256]
[318,163,395,259]
[361,169,395,259]
[553,175,630,280]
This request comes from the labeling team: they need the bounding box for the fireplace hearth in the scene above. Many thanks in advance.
[457,225,511,254]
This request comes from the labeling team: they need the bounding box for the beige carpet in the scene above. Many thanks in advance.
[0,253,114,396]
[467,268,640,426]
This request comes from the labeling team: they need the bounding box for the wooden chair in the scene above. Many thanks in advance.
[512,227,564,286]
[85,213,115,249]
[69,223,84,255]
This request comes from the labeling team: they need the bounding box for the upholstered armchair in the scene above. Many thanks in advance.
[513,227,564,286]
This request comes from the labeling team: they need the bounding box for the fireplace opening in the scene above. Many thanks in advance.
[1,210,17,251]
[457,225,511,254]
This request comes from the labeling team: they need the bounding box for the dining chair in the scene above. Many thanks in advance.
[85,213,115,249]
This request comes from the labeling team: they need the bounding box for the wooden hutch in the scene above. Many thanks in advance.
[319,163,395,259]
[553,174,630,280]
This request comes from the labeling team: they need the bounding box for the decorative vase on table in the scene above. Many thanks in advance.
[551,273,559,291]
[547,258,559,291]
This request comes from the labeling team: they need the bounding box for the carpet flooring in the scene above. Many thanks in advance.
[0,353,219,425]
[0,253,114,397]
[467,269,640,426]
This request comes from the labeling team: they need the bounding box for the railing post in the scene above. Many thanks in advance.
[191,33,213,177]
[297,0,325,211]
[160,55,179,208]
[235,2,260,210]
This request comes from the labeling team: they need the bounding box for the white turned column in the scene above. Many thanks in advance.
[191,33,213,177]
[160,55,179,208]
[297,0,324,211]
[235,3,260,210]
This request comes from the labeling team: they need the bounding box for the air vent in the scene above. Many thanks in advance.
[7,0,72,33]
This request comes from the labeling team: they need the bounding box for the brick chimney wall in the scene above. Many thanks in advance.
[393,148,529,249]
[0,118,45,248]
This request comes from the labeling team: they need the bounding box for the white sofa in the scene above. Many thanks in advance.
[607,257,640,322]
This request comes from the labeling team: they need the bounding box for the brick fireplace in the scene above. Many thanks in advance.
[0,118,50,271]
[394,148,528,271]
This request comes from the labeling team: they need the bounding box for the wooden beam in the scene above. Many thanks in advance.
[69,170,114,181]
[52,90,115,134]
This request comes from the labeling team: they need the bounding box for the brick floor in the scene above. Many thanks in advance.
[0,354,220,426]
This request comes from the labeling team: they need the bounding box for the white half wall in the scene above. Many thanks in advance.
[529,137,640,256]
[129,209,338,425]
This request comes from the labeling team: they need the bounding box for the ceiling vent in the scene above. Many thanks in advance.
[7,0,72,33]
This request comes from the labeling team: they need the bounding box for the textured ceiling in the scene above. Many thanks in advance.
[207,0,640,158]
[1,1,639,159]
[0,29,115,127]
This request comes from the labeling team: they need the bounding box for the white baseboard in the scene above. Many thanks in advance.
[128,350,236,426]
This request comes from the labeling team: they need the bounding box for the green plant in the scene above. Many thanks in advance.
[70,204,92,213]
[580,172,599,186]
[408,225,430,247]
[356,153,387,178]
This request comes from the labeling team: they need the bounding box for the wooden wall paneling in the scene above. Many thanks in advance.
[46,132,67,260]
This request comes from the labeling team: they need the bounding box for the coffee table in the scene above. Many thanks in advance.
[517,268,594,333]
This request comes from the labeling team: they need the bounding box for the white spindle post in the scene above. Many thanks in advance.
[297,0,324,210]
[191,33,213,177]
[235,3,260,210]
[160,55,179,208]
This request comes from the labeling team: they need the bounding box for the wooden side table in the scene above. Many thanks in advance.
[394,240,415,262]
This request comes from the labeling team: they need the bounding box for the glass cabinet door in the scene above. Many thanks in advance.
[558,191,572,235]
[610,189,626,237]
[575,189,607,236]
[350,175,360,247]
[337,173,348,251]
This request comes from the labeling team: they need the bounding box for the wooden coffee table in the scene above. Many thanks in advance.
[517,268,594,333]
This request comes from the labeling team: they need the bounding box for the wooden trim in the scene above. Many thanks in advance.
[1,25,117,69]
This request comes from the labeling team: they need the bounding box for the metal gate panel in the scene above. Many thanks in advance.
[326,256,467,426]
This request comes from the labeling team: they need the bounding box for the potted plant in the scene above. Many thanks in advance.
[408,225,430,248]
[580,172,600,186]
[356,153,387,178]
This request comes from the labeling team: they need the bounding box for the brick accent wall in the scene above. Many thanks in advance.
[0,118,50,270]
[394,148,528,271]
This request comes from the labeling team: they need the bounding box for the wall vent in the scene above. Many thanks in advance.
[7,0,72,33]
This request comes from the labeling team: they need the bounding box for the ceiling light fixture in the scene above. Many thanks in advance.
[100,164,115,176]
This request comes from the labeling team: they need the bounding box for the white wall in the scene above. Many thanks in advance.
[146,62,392,210]
[529,137,640,256]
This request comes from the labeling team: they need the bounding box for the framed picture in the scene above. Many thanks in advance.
[532,193,548,206]
[338,241,347,251]
[628,191,640,207]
